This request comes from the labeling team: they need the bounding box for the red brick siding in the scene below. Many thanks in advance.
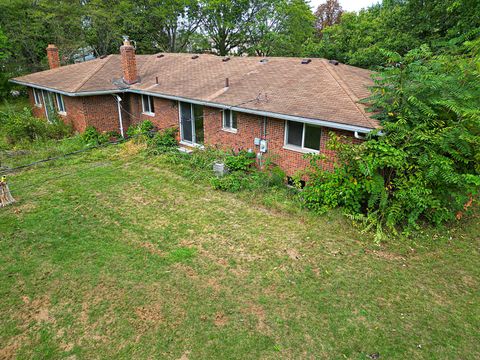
[82,95,121,133]
[27,88,362,175]
[203,106,361,175]
[27,88,46,119]
[127,94,179,131]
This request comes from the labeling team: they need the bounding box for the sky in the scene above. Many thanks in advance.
[309,0,380,12]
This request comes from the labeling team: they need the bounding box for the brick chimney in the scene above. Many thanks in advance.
[46,44,60,69]
[120,37,139,84]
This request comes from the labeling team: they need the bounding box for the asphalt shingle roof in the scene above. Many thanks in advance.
[12,53,379,129]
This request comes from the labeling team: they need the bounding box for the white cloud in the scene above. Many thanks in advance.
[309,0,380,12]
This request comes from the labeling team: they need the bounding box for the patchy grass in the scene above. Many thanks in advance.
[0,145,478,359]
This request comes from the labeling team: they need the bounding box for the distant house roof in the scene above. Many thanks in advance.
[11,54,379,130]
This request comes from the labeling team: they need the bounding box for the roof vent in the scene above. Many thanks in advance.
[260,58,268,64]
[329,59,339,66]
[157,54,164,58]
[301,59,311,64]
[100,55,108,59]
[191,55,199,59]
[222,57,230,62]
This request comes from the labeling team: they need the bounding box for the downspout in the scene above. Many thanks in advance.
[115,95,124,137]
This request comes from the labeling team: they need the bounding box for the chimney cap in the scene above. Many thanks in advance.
[122,35,132,46]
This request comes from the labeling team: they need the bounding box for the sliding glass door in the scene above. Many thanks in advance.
[179,102,204,145]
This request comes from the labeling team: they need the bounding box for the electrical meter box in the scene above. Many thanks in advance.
[259,140,268,153]
[254,138,261,146]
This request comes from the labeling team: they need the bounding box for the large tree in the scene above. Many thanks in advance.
[314,0,342,34]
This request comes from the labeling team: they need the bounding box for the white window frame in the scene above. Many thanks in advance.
[33,88,42,107]
[283,120,321,154]
[178,101,204,148]
[222,109,238,133]
[141,95,155,116]
[55,93,66,115]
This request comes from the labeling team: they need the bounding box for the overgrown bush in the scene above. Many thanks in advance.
[127,120,155,138]
[301,44,480,239]
[224,150,256,172]
[147,127,177,153]
[0,107,72,145]
[81,126,110,145]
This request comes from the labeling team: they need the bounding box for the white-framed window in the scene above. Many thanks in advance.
[222,109,237,132]
[284,120,321,153]
[142,95,155,115]
[33,88,42,107]
[55,93,66,114]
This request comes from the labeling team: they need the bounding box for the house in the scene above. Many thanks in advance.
[10,39,379,175]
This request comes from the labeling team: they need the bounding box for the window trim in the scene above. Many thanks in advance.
[141,95,155,116]
[222,109,238,133]
[33,89,42,107]
[283,120,321,154]
[55,93,66,115]
[178,101,204,146]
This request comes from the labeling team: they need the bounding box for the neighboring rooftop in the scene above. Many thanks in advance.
[12,53,378,130]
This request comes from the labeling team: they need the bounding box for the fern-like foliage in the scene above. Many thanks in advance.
[302,39,480,236]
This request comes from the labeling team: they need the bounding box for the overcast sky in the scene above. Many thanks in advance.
[309,0,380,12]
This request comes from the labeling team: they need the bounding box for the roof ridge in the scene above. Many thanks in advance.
[321,60,377,128]
[73,55,113,92]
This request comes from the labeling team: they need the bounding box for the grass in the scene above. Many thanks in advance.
[0,142,479,359]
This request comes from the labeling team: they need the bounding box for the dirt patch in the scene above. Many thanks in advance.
[177,350,191,360]
[139,241,164,256]
[135,302,164,323]
[214,312,228,327]
[286,248,301,260]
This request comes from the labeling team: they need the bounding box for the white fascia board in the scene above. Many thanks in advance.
[128,89,375,133]
[9,80,125,96]
[12,80,375,133]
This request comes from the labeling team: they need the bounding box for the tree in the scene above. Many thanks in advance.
[201,0,256,55]
[301,42,480,238]
[314,0,342,34]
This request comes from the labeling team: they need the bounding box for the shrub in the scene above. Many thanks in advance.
[224,150,256,172]
[81,126,110,145]
[127,120,155,138]
[0,107,72,145]
[147,127,177,153]
[301,45,480,239]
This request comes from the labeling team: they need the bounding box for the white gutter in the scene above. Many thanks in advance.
[9,80,125,96]
[129,89,376,133]
[11,80,376,133]
[114,95,125,137]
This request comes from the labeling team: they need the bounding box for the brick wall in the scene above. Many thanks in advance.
[203,106,360,176]
[126,94,179,131]
[82,95,121,133]
[27,88,362,175]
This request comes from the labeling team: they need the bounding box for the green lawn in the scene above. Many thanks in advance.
[0,144,478,359]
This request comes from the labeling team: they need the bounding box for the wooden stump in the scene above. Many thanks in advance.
[0,179,15,207]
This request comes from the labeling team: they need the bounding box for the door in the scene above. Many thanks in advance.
[180,102,204,145]
[42,90,55,123]
[180,102,193,143]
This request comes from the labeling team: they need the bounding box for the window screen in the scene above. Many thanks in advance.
[286,121,303,147]
[304,124,321,150]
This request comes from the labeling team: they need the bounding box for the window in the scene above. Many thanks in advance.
[33,89,42,106]
[222,109,237,132]
[55,93,66,114]
[285,121,321,152]
[142,95,155,115]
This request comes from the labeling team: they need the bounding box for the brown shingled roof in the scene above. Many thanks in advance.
[12,53,379,130]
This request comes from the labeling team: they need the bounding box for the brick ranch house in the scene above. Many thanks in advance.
[10,40,379,175]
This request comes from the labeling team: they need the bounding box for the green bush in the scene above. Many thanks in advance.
[127,120,155,138]
[224,150,256,172]
[301,45,480,239]
[0,107,72,145]
[147,127,177,153]
[81,126,110,146]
